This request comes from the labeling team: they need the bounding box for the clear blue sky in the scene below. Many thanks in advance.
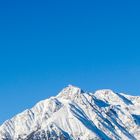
[0,0,140,124]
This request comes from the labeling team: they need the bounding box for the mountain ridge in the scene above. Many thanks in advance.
[0,85,140,140]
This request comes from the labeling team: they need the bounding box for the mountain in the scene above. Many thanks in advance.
[0,85,140,140]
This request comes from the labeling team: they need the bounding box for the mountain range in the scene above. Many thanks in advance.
[0,85,140,140]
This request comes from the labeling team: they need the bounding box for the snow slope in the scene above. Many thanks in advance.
[0,85,140,140]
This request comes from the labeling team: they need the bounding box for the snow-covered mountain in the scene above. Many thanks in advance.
[0,85,140,140]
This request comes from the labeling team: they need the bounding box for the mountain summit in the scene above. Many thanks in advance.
[0,85,140,140]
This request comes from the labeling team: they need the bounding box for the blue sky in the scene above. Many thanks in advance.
[0,0,140,124]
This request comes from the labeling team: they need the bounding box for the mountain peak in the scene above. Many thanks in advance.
[95,89,114,94]
[57,85,84,99]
